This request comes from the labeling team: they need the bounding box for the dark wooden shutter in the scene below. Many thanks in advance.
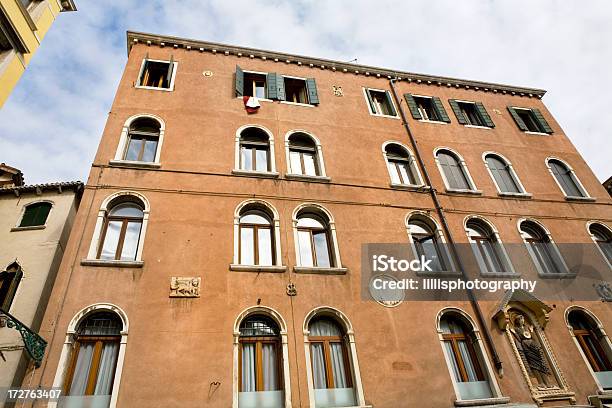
[235,65,244,97]
[266,73,285,101]
[166,55,175,87]
[305,78,319,105]
[385,91,397,116]
[404,94,422,119]
[365,89,376,114]
[532,108,553,134]
[507,107,528,131]
[432,97,450,123]
[449,100,467,124]
[475,102,494,128]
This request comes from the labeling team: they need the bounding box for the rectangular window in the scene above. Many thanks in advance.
[508,107,553,134]
[515,109,542,132]
[457,102,484,126]
[243,72,267,99]
[284,77,308,104]
[138,59,176,90]
[414,96,439,121]
[366,89,397,117]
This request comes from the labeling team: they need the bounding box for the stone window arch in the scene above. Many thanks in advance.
[112,114,165,167]
[382,141,423,187]
[434,147,478,192]
[405,211,455,273]
[545,157,590,199]
[464,216,515,276]
[285,130,328,179]
[586,221,612,268]
[482,152,528,195]
[517,218,570,277]
[234,125,277,175]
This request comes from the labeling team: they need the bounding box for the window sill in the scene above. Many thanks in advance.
[231,169,280,179]
[416,270,462,278]
[390,183,429,191]
[81,259,144,268]
[464,125,493,130]
[285,174,331,183]
[280,100,316,108]
[565,196,596,202]
[369,113,400,119]
[498,192,532,199]
[538,272,577,279]
[454,396,511,406]
[135,85,174,92]
[293,266,348,275]
[480,272,521,278]
[109,160,161,169]
[418,119,449,125]
[525,131,551,136]
[11,225,46,232]
[235,96,273,103]
[229,264,287,273]
[445,188,483,196]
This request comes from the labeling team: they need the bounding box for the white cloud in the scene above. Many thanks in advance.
[0,0,610,183]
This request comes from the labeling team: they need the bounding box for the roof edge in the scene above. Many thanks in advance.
[127,30,547,98]
[0,181,84,196]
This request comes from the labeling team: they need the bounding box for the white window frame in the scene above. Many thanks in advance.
[49,303,129,408]
[302,307,367,408]
[482,152,530,197]
[230,199,285,272]
[463,215,517,276]
[362,87,399,119]
[284,130,329,181]
[241,69,272,102]
[405,211,456,274]
[586,221,612,269]
[232,306,292,408]
[453,100,491,129]
[412,94,449,124]
[135,58,178,92]
[292,203,345,273]
[436,308,507,405]
[12,199,55,231]
[83,191,150,267]
[517,218,571,277]
[232,124,278,177]
[545,157,592,200]
[281,74,315,107]
[382,141,424,188]
[564,306,612,393]
[110,114,165,168]
[433,147,481,194]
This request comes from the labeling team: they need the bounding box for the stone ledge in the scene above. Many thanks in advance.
[229,264,287,273]
[80,259,144,268]
[10,225,46,232]
[293,266,348,275]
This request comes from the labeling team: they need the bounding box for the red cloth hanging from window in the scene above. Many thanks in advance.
[243,96,261,114]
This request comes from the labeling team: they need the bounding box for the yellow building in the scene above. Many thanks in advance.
[0,0,76,107]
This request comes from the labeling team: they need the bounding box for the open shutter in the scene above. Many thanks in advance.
[532,108,553,134]
[276,74,286,101]
[432,97,450,123]
[235,65,244,97]
[166,55,175,88]
[507,107,528,131]
[305,78,319,105]
[266,73,285,101]
[385,91,397,116]
[365,89,376,114]
[449,100,467,125]
[404,94,422,120]
[475,102,495,128]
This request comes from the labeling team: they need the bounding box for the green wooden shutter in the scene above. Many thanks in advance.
[266,73,285,100]
[166,55,175,87]
[305,78,319,105]
[385,91,397,116]
[432,97,450,123]
[404,94,422,119]
[532,108,553,134]
[235,65,244,97]
[475,102,495,128]
[449,100,467,124]
[507,107,528,131]
[276,74,286,101]
[365,88,376,114]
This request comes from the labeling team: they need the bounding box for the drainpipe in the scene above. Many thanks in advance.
[388,79,503,375]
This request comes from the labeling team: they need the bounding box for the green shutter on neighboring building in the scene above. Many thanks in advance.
[532,108,553,134]
[475,102,495,128]
[432,97,451,123]
[305,78,319,105]
[449,99,467,124]
[404,94,422,120]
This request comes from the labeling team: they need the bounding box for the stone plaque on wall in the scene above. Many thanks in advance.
[170,277,201,298]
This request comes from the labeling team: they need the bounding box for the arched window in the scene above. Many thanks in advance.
[296,213,333,268]
[0,262,22,312]
[567,309,612,390]
[19,201,52,227]
[123,117,161,162]
[239,315,283,404]
[484,154,524,194]
[588,223,612,266]
[547,159,587,198]
[439,311,496,400]
[63,312,122,403]
[436,149,475,191]
[239,127,272,172]
[466,218,512,274]
[98,202,144,261]
[308,317,356,406]
[239,209,274,266]
[406,214,450,272]
[383,143,421,186]
[287,133,323,177]
[519,220,567,276]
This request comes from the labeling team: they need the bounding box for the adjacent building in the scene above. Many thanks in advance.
[0,0,76,107]
[0,164,82,406]
[21,32,612,408]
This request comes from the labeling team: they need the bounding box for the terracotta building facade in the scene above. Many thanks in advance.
[20,32,612,408]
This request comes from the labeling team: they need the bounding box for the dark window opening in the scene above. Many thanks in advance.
[367,89,396,116]
[243,72,267,99]
[414,97,439,121]
[20,202,52,227]
[284,77,308,104]
[139,60,172,89]
[457,102,484,126]
[516,109,543,133]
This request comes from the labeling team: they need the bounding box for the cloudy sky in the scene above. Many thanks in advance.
[1,0,610,184]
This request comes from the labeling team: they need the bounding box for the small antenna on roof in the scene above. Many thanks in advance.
[345,58,358,63]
